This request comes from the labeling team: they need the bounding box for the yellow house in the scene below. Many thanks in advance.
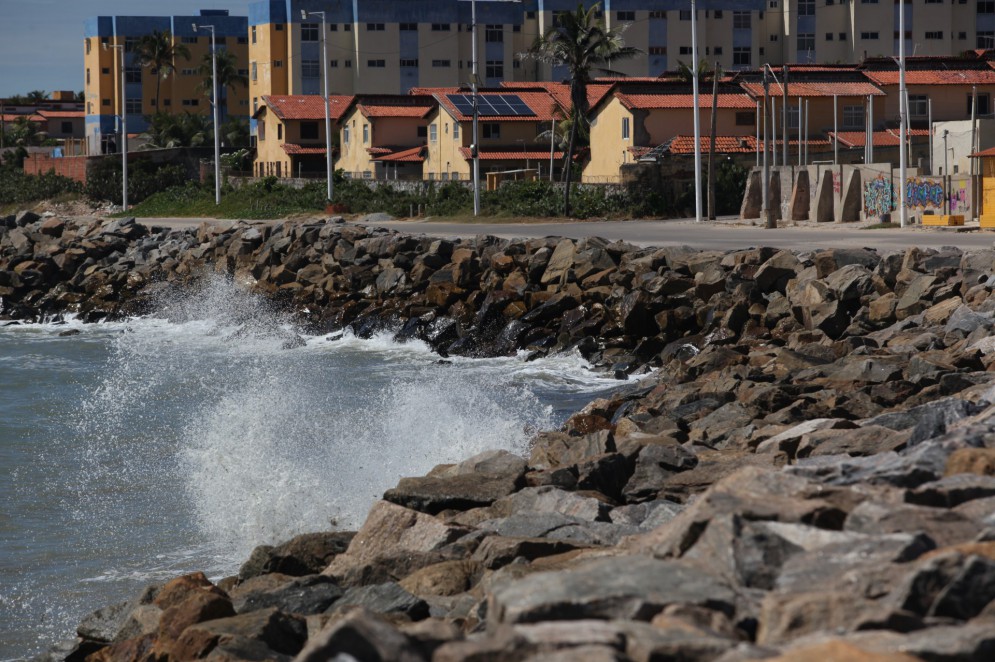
[252,94,352,178]
[584,82,757,182]
[421,87,566,182]
[336,95,435,180]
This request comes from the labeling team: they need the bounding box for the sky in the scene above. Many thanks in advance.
[0,0,255,98]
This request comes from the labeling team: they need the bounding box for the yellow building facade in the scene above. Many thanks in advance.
[336,96,434,180]
[252,94,351,178]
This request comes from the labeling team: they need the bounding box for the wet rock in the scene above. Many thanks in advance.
[332,582,429,620]
[295,609,424,662]
[231,574,342,616]
[239,531,355,580]
[168,607,306,660]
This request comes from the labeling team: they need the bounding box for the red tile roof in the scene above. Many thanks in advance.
[366,146,392,155]
[1,113,43,123]
[862,69,995,86]
[261,95,353,122]
[972,146,995,158]
[617,92,755,110]
[37,110,84,119]
[830,128,929,148]
[436,89,561,122]
[281,144,327,155]
[373,144,426,162]
[458,147,564,160]
[359,104,433,119]
[499,81,614,111]
[665,135,759,154]
[740,81,885,98]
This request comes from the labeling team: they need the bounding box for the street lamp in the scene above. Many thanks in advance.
[104,42,128,210]
[691,0,702,223]
[193,23,221,205]
[301,9,334,203]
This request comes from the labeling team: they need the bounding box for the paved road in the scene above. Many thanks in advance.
[137,216,995,253]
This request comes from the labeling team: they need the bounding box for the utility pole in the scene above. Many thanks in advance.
[707,61,718,220]
[303,9,334,203]
[782,65,788,168]
[105,42,128,211]
[471,0,480,216]
[691,0,702,223]
[868,94,874,164]
[763,66,773,229]
[798,97,803,167]
[833,94,838,165]
[928,97,933,174]
[899,2,908,226]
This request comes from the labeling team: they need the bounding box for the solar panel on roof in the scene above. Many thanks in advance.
[445,93,536,117]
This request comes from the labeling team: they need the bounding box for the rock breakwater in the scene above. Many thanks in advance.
[5,211,995,661]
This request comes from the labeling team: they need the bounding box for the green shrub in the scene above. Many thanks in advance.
[0,166,81,205]
[85,158,192,205]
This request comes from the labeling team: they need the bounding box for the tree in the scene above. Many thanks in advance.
[198,48,248,120]
[220,116,250,148]
[26,90,47,102]
[140,112,212,148]
[135,30,190,110]
[520,2,639,216]
[675,59,716,83]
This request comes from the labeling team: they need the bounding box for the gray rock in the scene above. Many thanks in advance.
[76,600,129,643]
[489,556,737,624]
[493,486,611,522]
[333,582,429,620]
[622,444,699,503]
[906,474,995,508]
[294,609,424,662]
[234,574,343,616]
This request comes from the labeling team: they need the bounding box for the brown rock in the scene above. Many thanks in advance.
[766,640,920,662]
[945,447,995,477]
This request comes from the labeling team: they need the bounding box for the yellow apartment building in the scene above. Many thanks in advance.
[252,94,352,178]
[422,87,565,181]
[84,10,249,155]
[336,96,434,180]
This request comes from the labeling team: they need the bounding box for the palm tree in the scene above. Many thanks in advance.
[135,30,190,110]
[141,112,212,148]
[520,2,639,215]
[198,49,249,120]
[26,90,47,103]
[675,59,715,83]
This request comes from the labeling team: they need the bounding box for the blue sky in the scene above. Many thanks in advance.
[0,0,255,98]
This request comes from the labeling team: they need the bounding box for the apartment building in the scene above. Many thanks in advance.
[84,10,248,155]
[253,94,352,177]
[336,95,435,180]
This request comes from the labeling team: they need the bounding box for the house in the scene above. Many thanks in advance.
[421,87,566,182]
[336,95,435,180]
[252,94,352,178]
[584,81,757,182]
[36,110,86,140]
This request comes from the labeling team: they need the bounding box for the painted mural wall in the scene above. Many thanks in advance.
[864,174,896,217]
[902,176,971,215]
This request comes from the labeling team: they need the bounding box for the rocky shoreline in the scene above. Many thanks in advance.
[4,211,995,661]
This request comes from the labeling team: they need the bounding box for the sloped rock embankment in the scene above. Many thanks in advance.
[5,211,995,661]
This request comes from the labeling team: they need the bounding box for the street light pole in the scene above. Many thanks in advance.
[303,10,334,202]
[193,23,221,205]
[471,0,481,216]
[105,42,128,210]
[898,0,908,227]
[691,0,702,223]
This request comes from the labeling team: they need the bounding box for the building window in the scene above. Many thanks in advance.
[798,33,815,51]
[124,38,138,52]
[925,0,942,3]
[429,124,438,142]
[978,31,995,48]
[826,33,834,40]
[769,0,778,6]
[733,11,751,29]
[980,1,995,13]
[274,60,283,68]
[453,123,459,139]
[733,46,751,66]
[343,125,350,144]
[125,66,142,83]
[86,68,91,84]
[432,59,451,67]
[182,98,200,107]
[617,11,635,21]
[925,31,943,39]
[125,98,141,114]
[368,59,386,68]
[431,23,450,31]
[714,10,723,18]
[482,123,500,139]
[840,32,846,40]
[253,96,258,112]
[367,23,385,31]
[969,93,991,116]
[649,10,666,18]
[182,36,197,44]
[788,106,800,129]
[680,10,692,20]
[770,35,779,42]
[301,122,319,140]
[908,95,928,117]
[959,31,968,39]
[649,46,667,55]
[861,32,880,39]
[329,60,338,67]
[237,36,248,44]
[102,67,111,75]
[736,111,755,126]
[275,24,284,31]
[344,60,352,68]
[181,68,196,76]
[251,26,256,43]
[680,46,692,55]
[486,60,504,79]
[400,59,418,67]
[842,105,863,129]
[302,59,320,78]
[417,126,428,138]
[486,24,504,42]
[343,24,350,31]
[400,22,417,31]
[258,123,265,141]
[301,23,319,41]
[715,46,723,54]
[799,0,815,15]
[622,116,630,140]
[86,38,92,54]
[251,62,257,81]
[102,98,111,107]
[277,124,283,140]
[216,37,226,46]
[87,102,93,114]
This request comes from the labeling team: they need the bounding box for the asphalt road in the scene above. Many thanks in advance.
[137,216,995,253]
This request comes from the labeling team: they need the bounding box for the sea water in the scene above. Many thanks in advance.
[0,276,621,660]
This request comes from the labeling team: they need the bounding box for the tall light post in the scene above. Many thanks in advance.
[898,0,908,227]
[302,9,334,203]
[193,23,221,205]
[691,0,702,223]
[471,0,481,216]
[104,42,128,211]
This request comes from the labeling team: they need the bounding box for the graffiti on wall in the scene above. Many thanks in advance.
[905,178,944,209]
[949,180,971,214]
[864,175,895,217]
[832,172,841,196]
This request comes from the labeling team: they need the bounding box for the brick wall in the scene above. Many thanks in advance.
[23,153,91,183]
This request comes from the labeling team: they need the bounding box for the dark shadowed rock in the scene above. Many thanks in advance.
[232,574,342,615]
[294,609,425,662]
[332,582,429,620]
